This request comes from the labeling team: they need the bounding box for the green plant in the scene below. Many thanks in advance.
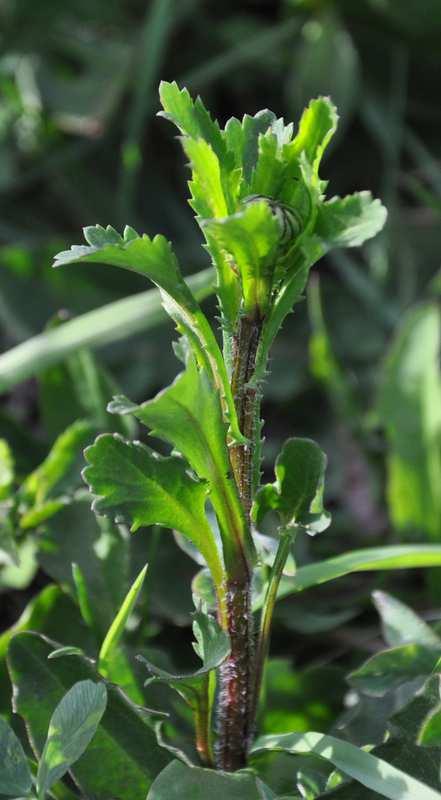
[3,81,441,799]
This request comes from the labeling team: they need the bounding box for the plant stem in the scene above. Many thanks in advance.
[216,313,262,771]
[194,675,215,767]
[252,527,295,724]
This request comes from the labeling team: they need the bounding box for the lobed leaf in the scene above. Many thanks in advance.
[82,433,225,590]
[253,437,330,532]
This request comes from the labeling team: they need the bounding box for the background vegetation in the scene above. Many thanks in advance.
[1,0,440,794]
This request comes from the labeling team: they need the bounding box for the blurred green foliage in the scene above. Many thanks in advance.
[0,3,441,794]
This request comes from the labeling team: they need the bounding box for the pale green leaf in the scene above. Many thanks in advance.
[98,564,148,677]
[37,680,107,800]
[278,544,441,598]
[0,440,14,501]
[372,590,441,649]
[378,303,441,540]
[286,96,338,176]
[0,716,33,797]
[205,199,280,316]
[315,192,388,250]
[251,731,441,800]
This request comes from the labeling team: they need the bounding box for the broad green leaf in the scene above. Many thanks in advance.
[372,590,441,648]
[253,437,330,532]
[21,420,93,506]
[82,433,225,591]
[0,717,33,797]
[315,192,388,250]
[109,355,253,572]
[37,680,108,800]
[0,267,214,394]
[378,303,441,540]
[205,200,280,316]
[419,705,441,746]
[158,81,226,162]
[98,564,148,677]
[390,674,441,743]
[251,731,441,800]
[348,644,441,696]
[285,96,338,178]
[147,759,274,799]
[278,544,441,598]
[7,632,170,797]
[0,440,14,501]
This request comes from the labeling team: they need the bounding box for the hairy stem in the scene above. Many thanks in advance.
[216,313,262,771]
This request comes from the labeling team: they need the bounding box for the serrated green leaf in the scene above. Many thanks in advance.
[0,717,32,797]
[109,355,254,574]
[205,199,280,316]
[82,433,226,594]
[147,759,273,799]
[372,591,441,649]
[348,644,441,696]
[37,680,108,800]
[285,96,338,178]
[7,632,170,797]
[98,564,148,677]
[315,192,388,250]
[253,437,330,533]
[183,138,230,218]
[158,81,226,162]
[224,109,276,183]
[54,229,196,312]
[250,731,441,800]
